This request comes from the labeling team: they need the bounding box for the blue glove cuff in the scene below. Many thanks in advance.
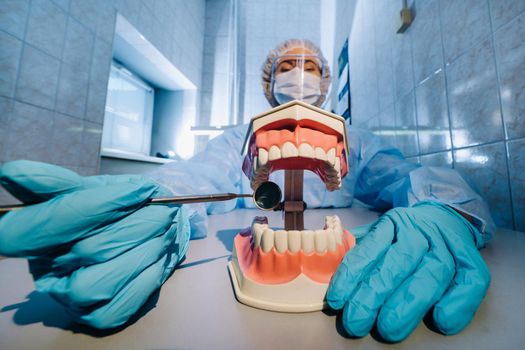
[412,201,486,249]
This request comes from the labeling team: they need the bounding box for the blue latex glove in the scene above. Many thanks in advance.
[326,201,490,342]
[0,160,191,329]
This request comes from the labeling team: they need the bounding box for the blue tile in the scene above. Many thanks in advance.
[0,31,23,98]
[0,96,12,160]
[374,1,396,112]
[0,0,30,40]
[489,0,525,31]
[4,101,56,163]
[0,127,7,160]
[85,37,111,123]
[0,127,7,161]
[138,3,155,43]
[350,38,378,119]
[415,70,451,153]
[395,91,419,157]
[153,0,173,28]
[96,5,116,42]
[51,0,70,11]
[494,11,525,140]
[392,31,415,99]
[0,95,13,127]
[453,142,513,228]
[56,62,89,119]
[80,121,103,168]
[90,37,112,82]
[62,17,95,67]
[51,113,83,166]
[25,0,67,59]
[114,0,140,26]
[420,151,453,168]
[447,39,504,148]
[378,103,397,148]
[69,0,99,30]
[411,0,444,84]
[507,139,525,231]
[375,47,395,112]
[16,45,60,109]
[441,0,492,63]
[86,79,108,125]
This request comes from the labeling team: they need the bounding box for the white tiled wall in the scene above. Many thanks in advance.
[334,0,525,231]
[0,0,205,181]
[239,0,321,122]
[197,0,321,151]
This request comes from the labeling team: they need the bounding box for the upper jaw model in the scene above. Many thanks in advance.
[228,100,356,312]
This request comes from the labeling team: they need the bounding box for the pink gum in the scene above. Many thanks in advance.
[235,230,356,284]
[255,126,342,156]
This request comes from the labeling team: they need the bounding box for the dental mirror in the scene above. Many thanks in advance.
[253,181,282,211]
[0,181,284,214]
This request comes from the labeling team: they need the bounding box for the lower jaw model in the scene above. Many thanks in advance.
[228,101,356,312]
[228,215,355,312]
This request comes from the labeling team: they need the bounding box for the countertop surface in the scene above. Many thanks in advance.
[1,207,524,350]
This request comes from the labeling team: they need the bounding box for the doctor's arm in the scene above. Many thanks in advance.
[0,125,248,329]
[350,127,494,243]
[146,124,249,239]
[326,127,492,341]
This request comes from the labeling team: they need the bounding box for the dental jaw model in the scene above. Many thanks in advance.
[228,100,356,312]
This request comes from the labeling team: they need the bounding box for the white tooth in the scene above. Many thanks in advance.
[332,215,342,228]
[315,147,327,161]
[258,148,268,166]
[274,230,288,253]
[334,230,343,245]
[327,230,337,251]
[298,143,314,158]
[314,230,327,254]
[301,230,315,254]
[281,142,299,158]
[327,148,336,165]
[333,219,343,244]
[269,145,281,161]
[335,157,341,173]
[325,216,335,229]
[252,223,266,248]
[253,156,257,172]
[288,230,301,253]
[261,228,275,253]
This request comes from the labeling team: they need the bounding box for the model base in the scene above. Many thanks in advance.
[227,260,328,312]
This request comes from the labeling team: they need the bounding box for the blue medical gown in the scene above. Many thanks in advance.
[148,123,494,245]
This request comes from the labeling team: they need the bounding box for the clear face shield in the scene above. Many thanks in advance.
[270,54,325,107]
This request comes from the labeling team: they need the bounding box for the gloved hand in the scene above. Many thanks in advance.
[0,160,191,329]
[326,201,490,342]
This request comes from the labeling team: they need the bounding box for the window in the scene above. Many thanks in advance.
[102,61,154,156]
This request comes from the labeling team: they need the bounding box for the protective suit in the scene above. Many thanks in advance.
[0,39,493,341]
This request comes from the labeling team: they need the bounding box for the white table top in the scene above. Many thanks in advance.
[1,207,524,350]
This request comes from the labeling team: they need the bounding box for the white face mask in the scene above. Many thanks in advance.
[273,67,322,106]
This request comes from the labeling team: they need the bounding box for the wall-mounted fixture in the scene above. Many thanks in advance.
[397,0,413,34]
